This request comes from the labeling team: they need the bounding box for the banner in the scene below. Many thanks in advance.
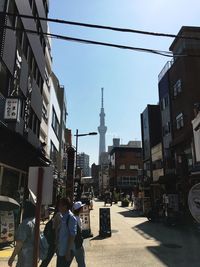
[188,183,200,223]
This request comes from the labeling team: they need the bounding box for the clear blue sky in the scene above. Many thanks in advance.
[49,0,200,165]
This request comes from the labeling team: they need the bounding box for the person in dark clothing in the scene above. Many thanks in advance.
[39,218,56,267]
[40,199,61,267]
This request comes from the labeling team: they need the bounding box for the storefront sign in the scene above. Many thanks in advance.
[188,183,200,223]
[80,205,90,231]
[4,98,21,121]
[0,210,15,244]
[99,208,111,237]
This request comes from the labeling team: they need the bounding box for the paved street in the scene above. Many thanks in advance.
[1,200,200,267]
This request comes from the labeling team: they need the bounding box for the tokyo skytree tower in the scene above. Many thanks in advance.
[98,88,107,164]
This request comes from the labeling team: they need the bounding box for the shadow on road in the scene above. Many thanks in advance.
[90,235,111,241]
[133,220,200,267]
[118,209,144,218]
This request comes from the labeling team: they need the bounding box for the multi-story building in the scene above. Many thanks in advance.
[0,0,49,199]
[39,29,52,155]
[77,152,90,177]
[91,163,100,196]
[99,152,110,195]
[158,26,200,204]
[158,65,174,177]
[47,73,61,172]
[55,80,67,177]
[109,141,142,195]
[140,105,162,200]
[141,105,162,180]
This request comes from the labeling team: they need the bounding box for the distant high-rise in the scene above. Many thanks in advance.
[77,153,90,177]
[98,88,107,164]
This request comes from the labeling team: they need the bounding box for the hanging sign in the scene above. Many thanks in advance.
[4,98,21,121]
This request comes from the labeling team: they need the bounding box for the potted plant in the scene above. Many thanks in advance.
[121,198,130,207]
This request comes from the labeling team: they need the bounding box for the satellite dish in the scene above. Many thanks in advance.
[188,183,200,223]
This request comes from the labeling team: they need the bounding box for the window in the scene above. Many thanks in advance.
[161,96,169,110]
[152,160,163,170]
[163,122,171,136]
[130,165,139,170]
[0,0,6,12]
[42,103,48,123]
[173,79,182,97]
[50,141,58,165]
[16,17,23,46]
[29,0,33,8]
[43,0,48,17]
[118,176,138,186]
[176,113,184,129]
[33,61,37,80]
[39,76,43,93]
[28,48,33,72]
[28,108,33,129]
[52,107,59,137]
[20,99,24,118]
[8,1,17,28]
[119,164,125,170]
[33,113,39,136]
[0,61,10,97]
[32,2,37,19]
[44,69,50,90]
[23,34,29,59]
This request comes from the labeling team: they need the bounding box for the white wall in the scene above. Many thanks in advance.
[47,76,61,154]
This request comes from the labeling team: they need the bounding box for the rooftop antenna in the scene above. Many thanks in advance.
[101,87,104,108]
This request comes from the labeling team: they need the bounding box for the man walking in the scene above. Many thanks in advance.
[56,197,77,267]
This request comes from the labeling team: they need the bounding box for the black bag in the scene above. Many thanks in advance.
[66,216,83,249]
[75,224,83,249]
[44,219,55,246]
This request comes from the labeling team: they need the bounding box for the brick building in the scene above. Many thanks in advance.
[109,143,142,195]
[158,26,200,206]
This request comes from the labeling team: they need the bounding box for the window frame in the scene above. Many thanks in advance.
[176,113,184,130]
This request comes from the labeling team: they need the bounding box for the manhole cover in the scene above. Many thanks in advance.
[163,243,182,249]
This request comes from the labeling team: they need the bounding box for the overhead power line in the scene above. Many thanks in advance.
[3,25,176,57]
[2,12,200,42]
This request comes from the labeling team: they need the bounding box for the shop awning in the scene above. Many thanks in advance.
[0,124,51,171]
[0,195,20,211]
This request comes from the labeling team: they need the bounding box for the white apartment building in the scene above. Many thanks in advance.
[47,74,61,169]
[40,31,52,155]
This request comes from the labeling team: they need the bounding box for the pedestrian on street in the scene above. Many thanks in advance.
[56,197,77,267]
[73,201,86,267]
[40,200,61,267]
[8,201,36,267]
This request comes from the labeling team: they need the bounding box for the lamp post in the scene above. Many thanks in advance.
[75,129,98,170]
[74,129,97,200]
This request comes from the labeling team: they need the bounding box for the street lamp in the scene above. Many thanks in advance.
[74,129,97,201]
[74,129,98,170]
